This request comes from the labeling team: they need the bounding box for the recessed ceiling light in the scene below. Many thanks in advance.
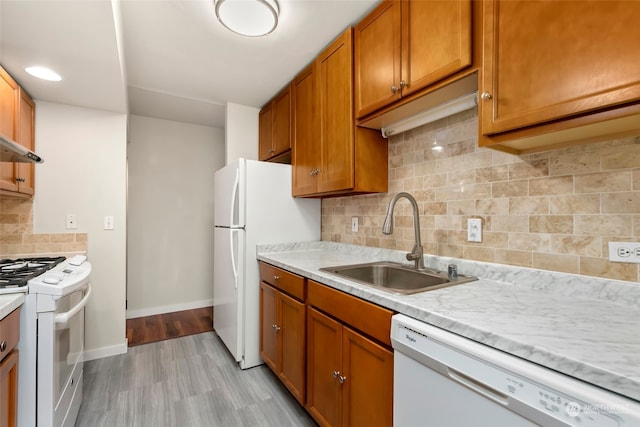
[214,0,279,37]
[25,66,62,82]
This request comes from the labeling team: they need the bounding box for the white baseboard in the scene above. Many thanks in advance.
[84,340,128,361]
[126,299,213,319]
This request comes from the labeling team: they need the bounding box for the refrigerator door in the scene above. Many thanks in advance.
[213,226,245,362]
[214,159,245,228]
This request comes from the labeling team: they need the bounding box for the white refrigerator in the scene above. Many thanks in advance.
[214,158,320,369]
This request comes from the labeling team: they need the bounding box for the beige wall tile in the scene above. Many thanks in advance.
[575,171,631,193]
[549,194,600,214]
[601,192,640,214]
[322,110,640,284]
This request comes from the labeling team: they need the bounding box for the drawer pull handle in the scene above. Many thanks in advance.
[273,275,279,281]
[0,340,6,352]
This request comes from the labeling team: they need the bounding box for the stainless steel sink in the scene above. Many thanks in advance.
[319,261,477,295]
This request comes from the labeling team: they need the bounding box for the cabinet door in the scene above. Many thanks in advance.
[307,307,342,427]
[0,350,19,427]
[0,67,19,193]
[258,104,273,161]
[259,282,279,373]
[279,292,306,404]
[317,29,355,194]
[16,89,34,195]
[401,0,471,98]
[272,86,291,157]
[481,0,640,135]
[354,0,401,118]
[292,64,319,196]
[341,327,393,427]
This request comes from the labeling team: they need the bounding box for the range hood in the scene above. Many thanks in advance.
[358,73,479,137]
[0,134,44,163]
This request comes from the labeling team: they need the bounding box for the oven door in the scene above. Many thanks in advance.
[37,283,91,427]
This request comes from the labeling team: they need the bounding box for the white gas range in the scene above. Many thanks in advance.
[0,255,91,427]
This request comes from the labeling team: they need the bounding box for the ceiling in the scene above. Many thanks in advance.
[0,0,380,129]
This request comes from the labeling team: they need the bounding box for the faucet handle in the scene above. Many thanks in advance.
[448,264,458,280]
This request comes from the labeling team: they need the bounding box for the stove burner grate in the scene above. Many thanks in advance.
[0,256,66,288]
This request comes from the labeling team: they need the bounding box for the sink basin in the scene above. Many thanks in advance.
[319,261,477,295]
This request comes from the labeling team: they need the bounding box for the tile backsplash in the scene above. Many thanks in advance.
[0,197,87,256]
[322,108,640,283]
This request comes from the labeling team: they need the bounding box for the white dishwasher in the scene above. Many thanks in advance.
[391,314,640,427]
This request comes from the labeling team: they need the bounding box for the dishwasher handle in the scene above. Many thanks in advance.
[447,366,509,406]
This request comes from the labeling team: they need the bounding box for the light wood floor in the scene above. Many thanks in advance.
[126,307,214,346]
[76,332,317,426]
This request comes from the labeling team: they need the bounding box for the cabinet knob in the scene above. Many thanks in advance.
[338,375,347,384]
[16,177,25,183]
[399,80,406,88]
[391,85,398,94]
[332,370,340,379]
[273,324,281,332]
[480,91,492,100]
[273,275,279,281]
[0,340,6,352]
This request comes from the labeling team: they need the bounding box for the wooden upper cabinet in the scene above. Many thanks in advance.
[258,103,273,160]
[480,0,640,151]
[258,84,291,162]
[355,0,472,119]
[354,1,401,118]
[292,28,388,198]
[292,64,319,197]
[317,29,355,194]
[16,89,35,196]
[0,66,20,194]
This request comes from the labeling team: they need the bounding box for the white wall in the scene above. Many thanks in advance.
[33,101,128,360]
[225,102,259,164]
[126,115,225,317]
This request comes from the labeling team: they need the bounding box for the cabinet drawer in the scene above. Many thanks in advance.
[0,307,20,363]
[259,262,305,301]
[307,280,392,347]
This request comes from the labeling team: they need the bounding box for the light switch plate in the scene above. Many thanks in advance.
[104,215,114,230]
[65,214,77,230]
[467,218,482,242]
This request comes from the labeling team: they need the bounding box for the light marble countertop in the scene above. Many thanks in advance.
[257,241,640,402]
[0,292,25,320]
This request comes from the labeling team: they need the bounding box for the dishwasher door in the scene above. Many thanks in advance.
[391,314,638,427]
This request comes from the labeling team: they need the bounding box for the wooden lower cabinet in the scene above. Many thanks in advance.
[259,281,306,404]
[1,307,20,427]
[0,349,18,427]
[307,307,393,427]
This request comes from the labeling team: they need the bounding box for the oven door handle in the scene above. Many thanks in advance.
[55,282,92,324]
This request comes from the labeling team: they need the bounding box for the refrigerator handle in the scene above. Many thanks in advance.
[230,228,239,289]
[230,168,240,227]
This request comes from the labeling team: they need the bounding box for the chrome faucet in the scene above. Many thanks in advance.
[382,192,425,270]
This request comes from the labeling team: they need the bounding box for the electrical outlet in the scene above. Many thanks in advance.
[351,216,359,233]
[65,214,77,230]
[608,242,640,263]
[467,218,482,242]
[104,215,114,230]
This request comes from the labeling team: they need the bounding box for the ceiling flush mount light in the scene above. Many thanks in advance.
[25,66,62,82]
[215,0,279,37]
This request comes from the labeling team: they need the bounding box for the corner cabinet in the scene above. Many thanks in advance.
[259,85,292,163]
[292,28,388,198]
[259,263,307,404]
[306,280,393,427]
[0,66,35,197]
[480,0,640,153]
[354,0,472,119]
